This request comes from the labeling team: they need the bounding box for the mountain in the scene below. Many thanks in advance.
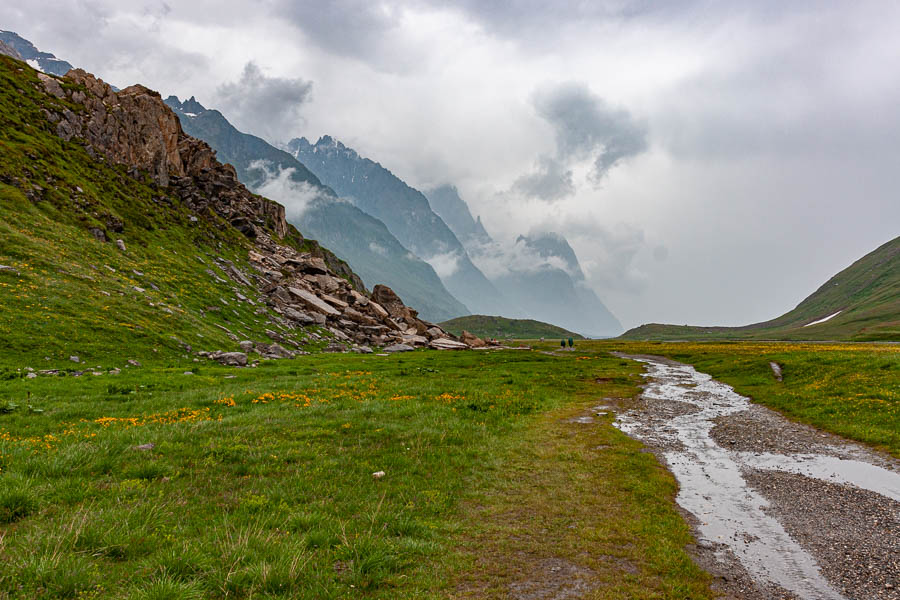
[484,233,621,338]
[506,233,622,337]
[422,184,623,337]
[622,235,900,341]
[0,30,73,76]
[287,136,510,316]
[439,315,584,340]
[425,184,492,247]
[0,54,462,364]
[164,97,468,322]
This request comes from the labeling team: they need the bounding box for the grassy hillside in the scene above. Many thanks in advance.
[622,235,900,341]
[439,315,584,340]
[0,55,331,366]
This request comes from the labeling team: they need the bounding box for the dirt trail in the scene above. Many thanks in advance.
[613,354,899,600]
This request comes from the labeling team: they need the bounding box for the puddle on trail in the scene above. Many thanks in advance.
[612,357,900,600]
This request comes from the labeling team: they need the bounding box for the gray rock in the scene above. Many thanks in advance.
[259,343,293,359]
[323,342,347,353]
[127,359,141,367]
[287,286,340,316]
[351,346,374,354]
[69,355,80,363]
[215,352,247,367]
[429,338,469,350]
[115,239,127,252]
[37,73,65,98]
[384,343,415,353]
[283,306,315,324]
[770,362,783,382]
[26,372,37,379]
[239,340,254,352]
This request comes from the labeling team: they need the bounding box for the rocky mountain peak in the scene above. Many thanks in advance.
[0,30,73,76]
[165,95,208,115]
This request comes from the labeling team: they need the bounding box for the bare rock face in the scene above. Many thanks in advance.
[45,68,289,241]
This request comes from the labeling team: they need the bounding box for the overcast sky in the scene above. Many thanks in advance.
[4,1,899,329]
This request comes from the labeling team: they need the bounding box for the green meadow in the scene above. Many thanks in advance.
[0,347,712,600]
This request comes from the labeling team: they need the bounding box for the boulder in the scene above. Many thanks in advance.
[429,338,468,350]
[321,293,349,309]
[37,73,65,99]
[287,286,340,316]
[351,346,374,354]
[402,335,429,346]
[371,285,416,320]
[284,256,327,275]
[259,343,293,359]
[323,342,347,353]
[215,352,247,367]
[350,290,369,306]
[283,306,315,324]
[384,343,415,353]
[367,300,389,319]
[460,330,486,348]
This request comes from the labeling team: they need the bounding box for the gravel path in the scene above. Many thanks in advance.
[612,354,900,600]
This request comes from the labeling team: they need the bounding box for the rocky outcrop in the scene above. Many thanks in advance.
[460,330,486,348]
[28,65,469,353]
[46,69,289,242]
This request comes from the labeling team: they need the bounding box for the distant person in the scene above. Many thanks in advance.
[567,337,574,348]
[560,340,566,348]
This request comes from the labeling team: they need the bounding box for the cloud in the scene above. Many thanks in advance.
[532,81,647,181]
[652,245,669,262]
[215,62,313,143]
[271,0,400,62]
[573,222,648,294]
[248,160,324,220]
[512,156,574,201]
[423,250,462,278]
[369,241,388,256]
[466,236,574,280]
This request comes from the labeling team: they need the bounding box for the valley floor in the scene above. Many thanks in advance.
[0,341,896,599]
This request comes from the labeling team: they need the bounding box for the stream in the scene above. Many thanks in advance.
[613,355,900,600]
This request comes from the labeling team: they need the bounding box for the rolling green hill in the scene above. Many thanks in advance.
[439,315,584,340]
[621,235,900,341]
